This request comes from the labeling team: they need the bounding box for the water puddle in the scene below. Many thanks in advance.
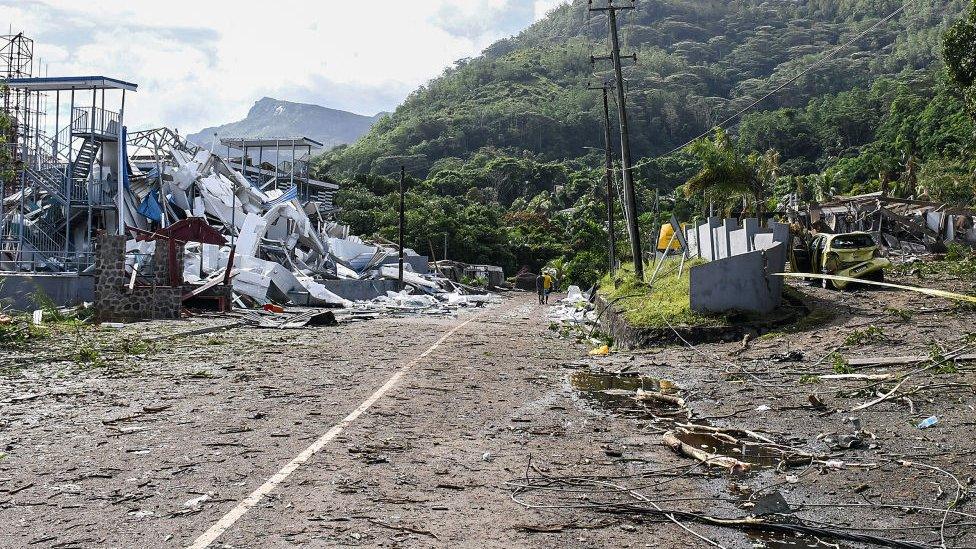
[674,431,787,469]
[570,371,685,419]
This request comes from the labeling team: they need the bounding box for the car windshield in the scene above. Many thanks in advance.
[831,234,875,249]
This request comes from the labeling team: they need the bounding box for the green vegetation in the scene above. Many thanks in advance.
[845,325,886,346]
[309,0,975,288]
[0,315,49,350]
[0,86,12,187]
[73,345,103,366]
[831,352,853,374]
[596,259,720,329]
[894,243,976,280]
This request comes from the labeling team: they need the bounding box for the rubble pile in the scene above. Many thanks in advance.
[798,192,976,252]
[125,133,490,312]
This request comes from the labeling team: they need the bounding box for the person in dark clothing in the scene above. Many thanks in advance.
[535,273,545,304]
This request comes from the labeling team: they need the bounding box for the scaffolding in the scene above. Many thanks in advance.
[1,33,138,272]
[1,32,35,267]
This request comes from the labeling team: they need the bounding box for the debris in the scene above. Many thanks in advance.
[751,491,793,516]
[820,373,893,380]
[30,310,42,325]
[184,494,210,507]
[849,377,908,412]
[588,345,610,356]
[918,416,939,429]
[662,430,752,473]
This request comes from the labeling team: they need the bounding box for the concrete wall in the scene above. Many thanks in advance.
[0,272,95,311]
[687,218,792,314]
[690,243,786,314]
[377,255,429,274]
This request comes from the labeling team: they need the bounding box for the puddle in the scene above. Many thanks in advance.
[570,371,684,418]
[675,431,787,469]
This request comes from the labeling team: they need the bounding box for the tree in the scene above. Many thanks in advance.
[944,0,976,122]
[0,85,12,188]
[683,129,775,217]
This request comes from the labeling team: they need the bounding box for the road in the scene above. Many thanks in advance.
[4,287,973,548]
[0,294,712,548]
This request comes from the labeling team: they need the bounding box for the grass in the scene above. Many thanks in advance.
[845,325,886,346]
[893,242,976,281]
[597,259,726,329]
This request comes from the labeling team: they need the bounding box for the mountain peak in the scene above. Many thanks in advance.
[190,97,381,150]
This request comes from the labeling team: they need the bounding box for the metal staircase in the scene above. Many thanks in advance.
[70,137,99,202]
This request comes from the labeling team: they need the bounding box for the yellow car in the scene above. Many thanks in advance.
[792,232,890,289]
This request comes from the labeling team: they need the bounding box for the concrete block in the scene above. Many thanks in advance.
[743,218,759,251]
[686,227,699,257]
[729,228,749,256]
[768,220,791,247]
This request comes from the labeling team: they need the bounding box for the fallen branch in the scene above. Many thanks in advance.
[635,388,686,408]
[820,373,893,381]
[662,431,751,473]
[849,377,908,412]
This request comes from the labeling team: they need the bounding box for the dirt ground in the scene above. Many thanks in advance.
[0,275,974,548]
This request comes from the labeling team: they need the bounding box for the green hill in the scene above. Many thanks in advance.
[325,0,970,176]
[315,0,976,287]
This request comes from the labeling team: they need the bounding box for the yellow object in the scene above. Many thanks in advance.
[543,274,553,290]
[657,223,687,251]
[589,344,610,356]
[774,273,976,304]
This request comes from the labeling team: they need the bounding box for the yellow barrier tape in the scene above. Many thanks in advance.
[773,272,976,304]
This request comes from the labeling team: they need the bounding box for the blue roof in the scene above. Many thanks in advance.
[3,76,137,92]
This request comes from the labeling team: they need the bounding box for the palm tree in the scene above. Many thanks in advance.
[683,129,776,218]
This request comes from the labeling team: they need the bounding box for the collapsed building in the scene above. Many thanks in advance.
[0,34,481,316]
[789,191,976,252]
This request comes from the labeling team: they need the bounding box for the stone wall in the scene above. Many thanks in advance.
[94,234,182,322]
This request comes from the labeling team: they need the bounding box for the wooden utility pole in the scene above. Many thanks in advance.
[588,83,617,282]
[398,166,405,287]
[590,0,644,280]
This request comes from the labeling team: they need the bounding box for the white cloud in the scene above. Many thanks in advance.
[534,0,569,21]
[1,0,553,132]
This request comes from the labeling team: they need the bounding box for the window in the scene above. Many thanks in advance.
[831,234,876,249]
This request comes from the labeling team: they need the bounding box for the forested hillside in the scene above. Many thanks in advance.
[326,0,967,174]
[315,0,976,287]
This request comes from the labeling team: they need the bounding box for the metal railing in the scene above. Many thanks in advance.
[71,106,120,138]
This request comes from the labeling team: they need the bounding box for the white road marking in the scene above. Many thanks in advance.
[186,312,485,548]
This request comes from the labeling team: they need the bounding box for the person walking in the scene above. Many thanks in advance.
[543,272,554,304]
[535,273,546,305]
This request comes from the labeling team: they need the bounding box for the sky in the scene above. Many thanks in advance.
[1,0,567,132]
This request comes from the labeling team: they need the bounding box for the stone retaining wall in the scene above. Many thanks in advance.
[94,234,182,322]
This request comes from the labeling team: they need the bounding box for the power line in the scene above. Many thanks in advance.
[624,0,919,173]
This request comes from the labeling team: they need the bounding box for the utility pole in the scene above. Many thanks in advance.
[590,0,644,280]
[398,166,405,287]
[588,82,617,283]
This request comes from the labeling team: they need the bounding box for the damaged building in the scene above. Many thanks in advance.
[0,33,484,318]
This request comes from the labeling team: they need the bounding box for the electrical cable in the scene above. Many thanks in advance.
[618,0,920,173]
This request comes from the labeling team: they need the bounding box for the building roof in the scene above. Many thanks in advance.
[4,76,138,91]
[220,137,324,150]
